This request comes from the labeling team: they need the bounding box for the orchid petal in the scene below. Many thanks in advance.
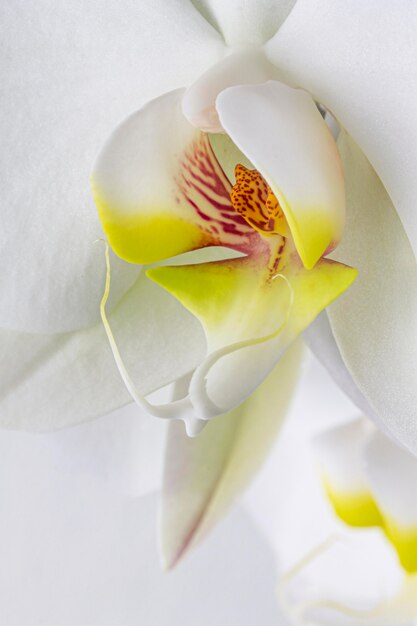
[300,421,417,624]
[159,339,302,569]
[366,432,417,574]
[1,0,224,334]
[266,0,417,263]
[182,48,280,132]
[304,312,383,431]
[92,89,261,265]
[216,81,345,269]
[192,0,296,46]
[325,134,417,455]
[315,417,417,575]
[148,248,356,418]
[314,418,382,528]
[0,270,205,430]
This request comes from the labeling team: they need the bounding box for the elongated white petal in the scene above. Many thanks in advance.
[0,271,205,430]
[182,49,280,132]
[216,81,345,269]
[160,340,302,569]
[266,0,417,263]
[193,0,296,46]
[326,134,417,455]
[92,89,262,265]
[1,0,224,333]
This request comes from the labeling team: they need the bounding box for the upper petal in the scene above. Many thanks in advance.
[182,48,281,132]
[266,0,417,263]
[192,0,296,46]
[216,81,345,269]
[1,0,224,333]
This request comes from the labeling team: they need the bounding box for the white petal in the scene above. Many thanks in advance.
[0,271,205,430]
[160,340,302,568]
[0,403,166,499]
[304,313,384,431]
[1,0,224,333]
[327,134,417,455]
[182,48,281,132]
[216,81,345,269]
[266,0,417,262]
[314,418,375,497]
[193,0,296,46]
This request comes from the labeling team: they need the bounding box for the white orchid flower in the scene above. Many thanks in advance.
[275,415,417,625]
[2,0,416,573]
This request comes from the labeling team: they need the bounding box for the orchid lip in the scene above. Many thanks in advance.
[92,85,355,435]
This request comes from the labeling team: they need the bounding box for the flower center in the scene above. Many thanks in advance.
[230,164,287,237]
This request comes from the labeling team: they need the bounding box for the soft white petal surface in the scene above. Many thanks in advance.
[160,340,302,568]
[192,0,296,46]
[327,134,417,455]
[182,48,281,132]
[0,271,205,430]
[217,81,345,269]
[1,0,224,333]
[304,313,382,431]
[266,0,417,262]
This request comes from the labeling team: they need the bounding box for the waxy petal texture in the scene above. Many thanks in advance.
[193,0,296,46]
[0,271,205,430]
[304,312,383,431]
[217,81,345,269]
[160,340,302,568]
[327,135,417,455]
[266,0,417,263]
[1,0,224,333]
[182,49,280,132]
